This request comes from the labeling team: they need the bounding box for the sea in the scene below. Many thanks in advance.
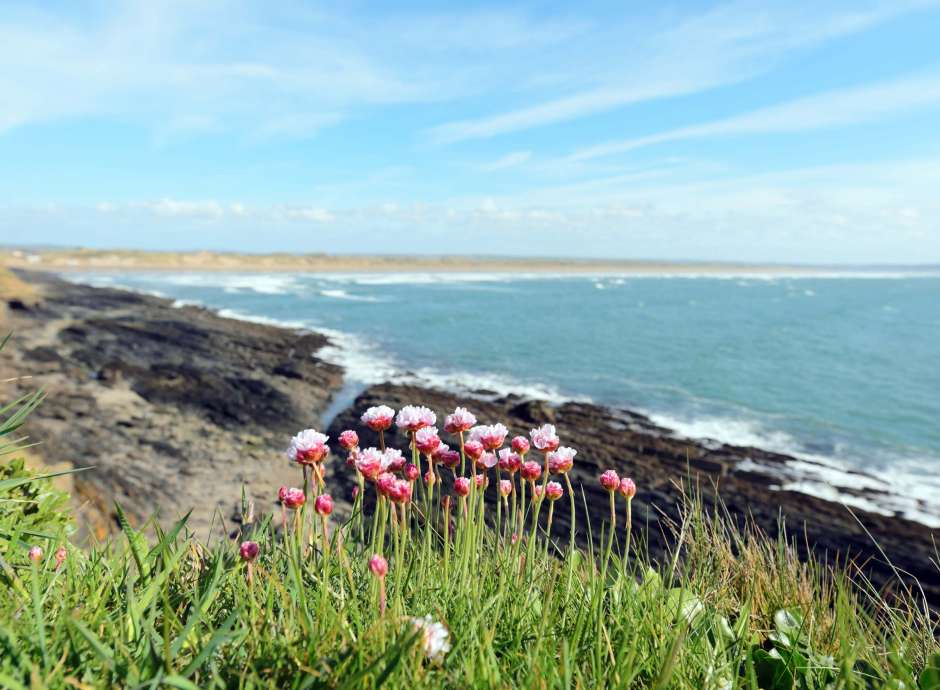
[68,270,940,527]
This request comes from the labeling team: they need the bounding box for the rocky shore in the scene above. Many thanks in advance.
[2,270,938,605]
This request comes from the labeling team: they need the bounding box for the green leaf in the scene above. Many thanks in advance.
[921,653,940,690]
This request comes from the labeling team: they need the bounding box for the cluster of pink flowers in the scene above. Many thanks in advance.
[599,469,637,499]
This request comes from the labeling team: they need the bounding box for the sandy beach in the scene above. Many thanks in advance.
[1,247,906,275]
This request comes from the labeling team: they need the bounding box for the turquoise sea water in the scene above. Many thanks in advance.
[71,271,940,524]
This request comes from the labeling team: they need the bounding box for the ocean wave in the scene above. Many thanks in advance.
[154,273,299,295]
[319,289,382,302]
[648,411,940,527]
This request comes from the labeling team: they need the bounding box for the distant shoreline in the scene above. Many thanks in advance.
[3,248,937,275]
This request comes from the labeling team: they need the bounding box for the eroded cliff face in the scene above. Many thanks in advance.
[0,271,344,540]
[327,383,940,606]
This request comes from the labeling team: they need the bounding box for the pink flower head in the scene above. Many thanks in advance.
[499,479,513,497]
[377,472,397,497]
[54,546,67,569]
[287,429,330,464]
[433,445,460,469]
[475,473,488,489]
[545,481,564,501]
[619,477,637,499]
[533,485,545,502]
[369,554,388,578]
[476,451,498,470]
[469,423,508,451]
[389,479,413,503]
[600,470,620,492]
[279,486,306,509]
[414,427,442,455]
[424,470,436,486]
[520,460,542,482]
[530,424,560,452]
[345,450,358,468]
[338,430,359,450]
[463,440,484,461]
[383,448,406,473]
[454,477,471,497]
[352,486,360,500]
[362,405,395,432]
[396,405,436,432]
[443,407,477,434]
[511,435,530,454]
[355,447,385,481]
[315,494,334,516]
[404,462,420,481]
[28,545,43,563]
[548,446,577,474]
[497,449,522,474]
[239,541,260,562]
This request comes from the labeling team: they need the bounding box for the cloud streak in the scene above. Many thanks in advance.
[567,73,940,161]
[427,0,938,144]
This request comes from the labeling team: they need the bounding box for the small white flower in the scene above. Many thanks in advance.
[411,615,451,663]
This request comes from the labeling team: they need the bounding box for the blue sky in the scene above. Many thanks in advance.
[2,1,940,263]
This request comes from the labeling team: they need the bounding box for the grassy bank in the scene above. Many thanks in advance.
[1,374,938,688]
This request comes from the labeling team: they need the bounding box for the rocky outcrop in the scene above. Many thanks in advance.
[1,271,344,539]
[327,383,940,606]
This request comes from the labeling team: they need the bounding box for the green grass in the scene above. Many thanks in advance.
[1,358,939,688]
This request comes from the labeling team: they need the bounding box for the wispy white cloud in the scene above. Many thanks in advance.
[479,151,532,171]
[567,73,940,161]
[428,0,938,144]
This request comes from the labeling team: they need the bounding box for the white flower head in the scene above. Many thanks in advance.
[411,615,451,664]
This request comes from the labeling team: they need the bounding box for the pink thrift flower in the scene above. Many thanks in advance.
[470,423,509,451]
[361,405,395,431]
[404,462,420,481]
[454,477,471,497]
[28,546,43,563]
[520,460,542,482]
[463,440,484,461]
[433,445,460,468]
[338,430,359,450]
[498,449,522,474]
[396,405,436,432]
[476,451,498,470]
[54,546,67,569]
[287,429,330,464]
[548,446,577,474]
[279,487,306,509]
[377,472,397,497]
[600,470,620,492]
[443,407,477,434]
[345,449,358,468]
[530,424,560,452]
[315,494,334,516]
[511,435,530,454]
[619,477,637,499]
[475,473,488,489]
[424,470,436,485]
[352,486,360,500]
[383,448,406,473]
[533,485,545,502]
[356,448,385,481]
[239,541,260,562]
[369,554,388,578]
[415,427,442,455]
[390,479,413,504]
[499,479,513,497]
[545,481,564,501]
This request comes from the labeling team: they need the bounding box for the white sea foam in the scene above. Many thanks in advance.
[319,289,382,303]
[154,273,299,295]
[649,412,940,527]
